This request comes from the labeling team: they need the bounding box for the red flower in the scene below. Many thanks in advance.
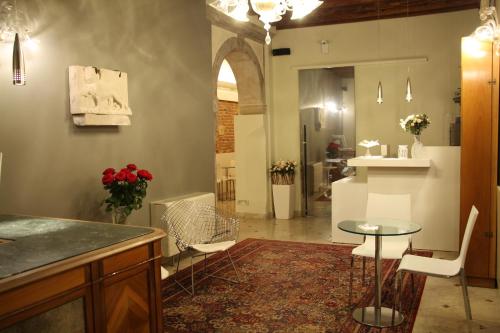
[137,169,153,181]
[115,171,127,181]
[102,174,114,185]
[120,167,131,174]
[127,164,137,171]
[102,168,115,175]
[127,173,138,184]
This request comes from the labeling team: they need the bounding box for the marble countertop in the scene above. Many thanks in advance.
[0,215,153,279]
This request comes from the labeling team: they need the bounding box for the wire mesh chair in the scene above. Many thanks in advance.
[161,199,241,296]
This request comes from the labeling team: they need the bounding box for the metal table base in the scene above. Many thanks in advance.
[353,307,404,328]
[352,234,404,328]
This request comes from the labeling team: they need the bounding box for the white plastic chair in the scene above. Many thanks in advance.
[349,193,412,304]
[395,206,479,320]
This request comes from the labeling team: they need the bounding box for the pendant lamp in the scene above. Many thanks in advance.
[12,32,25,85]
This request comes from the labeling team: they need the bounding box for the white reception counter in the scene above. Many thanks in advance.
[331,147,460,251]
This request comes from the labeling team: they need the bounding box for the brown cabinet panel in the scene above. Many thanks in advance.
[460,37,498,285]
[103,270,150,333]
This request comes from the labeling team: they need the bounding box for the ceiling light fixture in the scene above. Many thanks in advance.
[472,0,500,55]
[1,0,36,85]
[405,0,413,102]
[210,0,323,45]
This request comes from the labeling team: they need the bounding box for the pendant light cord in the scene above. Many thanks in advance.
[406,0,410,75]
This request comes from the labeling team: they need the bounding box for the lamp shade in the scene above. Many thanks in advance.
[13,33,25,85]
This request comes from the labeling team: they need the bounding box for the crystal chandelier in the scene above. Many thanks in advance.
[472,0,500,55]
[210,0,323,44]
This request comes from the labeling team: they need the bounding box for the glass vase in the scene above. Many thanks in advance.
[411,135,424,159]
[111,207,128,224]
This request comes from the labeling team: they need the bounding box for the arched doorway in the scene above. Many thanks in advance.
[212,37,268,215]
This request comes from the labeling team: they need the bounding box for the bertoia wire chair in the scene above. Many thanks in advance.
[395,206,479,320]
[161,200,241,296]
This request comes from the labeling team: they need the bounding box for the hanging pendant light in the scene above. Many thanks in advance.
[404,0,413,102]
[405,77,413,102]
[377,81,383,104]
[12,32,25,86]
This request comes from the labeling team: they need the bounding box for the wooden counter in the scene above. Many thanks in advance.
[0,216,165,333]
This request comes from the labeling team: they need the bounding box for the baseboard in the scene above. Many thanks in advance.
[466,276,497,288]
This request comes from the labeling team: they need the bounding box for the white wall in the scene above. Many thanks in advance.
[271,10,477,212]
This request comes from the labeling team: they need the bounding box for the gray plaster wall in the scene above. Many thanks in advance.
[0,0,214,227]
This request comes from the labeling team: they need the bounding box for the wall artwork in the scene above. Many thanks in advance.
[68,66,132,126]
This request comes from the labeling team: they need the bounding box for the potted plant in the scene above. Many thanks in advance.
[399,114,431,158]
[101,164,153,224]
[270,160,297,219]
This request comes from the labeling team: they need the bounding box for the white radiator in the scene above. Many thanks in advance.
[150,192,215,257]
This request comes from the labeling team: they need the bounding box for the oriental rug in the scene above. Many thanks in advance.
[162,238,431,333]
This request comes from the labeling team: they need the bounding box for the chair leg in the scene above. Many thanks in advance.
[226,250,241,282]
[460,268,472,320]
[362,256,366,285]
[191,255,195,296]
[392,270,399,321]
[349,255,354,307]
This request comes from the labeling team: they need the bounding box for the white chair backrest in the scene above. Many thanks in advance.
[366,193,411,221]
[458,205,479,268]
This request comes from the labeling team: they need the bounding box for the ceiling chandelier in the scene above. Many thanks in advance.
[210,0,323,44]
[471,0,500,55]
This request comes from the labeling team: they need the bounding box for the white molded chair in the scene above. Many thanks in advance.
[349,193,412,304]
[161,200,241,296]
[395,205,479,320]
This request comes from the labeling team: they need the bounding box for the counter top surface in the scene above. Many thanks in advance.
[0,215,153,279]
[347,157,431,167]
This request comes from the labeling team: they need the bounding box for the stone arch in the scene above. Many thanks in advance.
[212,37,266,114]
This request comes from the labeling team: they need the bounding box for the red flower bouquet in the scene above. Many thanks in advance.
[101,164,153,223]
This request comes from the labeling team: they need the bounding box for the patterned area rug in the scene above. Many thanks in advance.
[162,238,431,333]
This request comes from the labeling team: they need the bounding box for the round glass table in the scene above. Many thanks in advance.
[338,219,422,328]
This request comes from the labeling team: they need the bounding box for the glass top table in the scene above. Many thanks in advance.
[337,218,422,328]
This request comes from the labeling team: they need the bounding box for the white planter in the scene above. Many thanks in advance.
[272,184,295,219]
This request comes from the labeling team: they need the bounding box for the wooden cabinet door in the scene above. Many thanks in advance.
[460,37,498,285]
[103,269,151,333]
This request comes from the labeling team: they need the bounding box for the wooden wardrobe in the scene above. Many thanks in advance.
[460,37,499,288]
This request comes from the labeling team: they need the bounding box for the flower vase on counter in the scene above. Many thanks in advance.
[399,114,431,159]
[411,135,424,159]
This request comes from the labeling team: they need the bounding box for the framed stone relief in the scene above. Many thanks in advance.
[68,66,132,126]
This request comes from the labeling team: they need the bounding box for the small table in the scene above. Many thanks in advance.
[337,219,422,328]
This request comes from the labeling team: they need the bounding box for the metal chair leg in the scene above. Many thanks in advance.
[362,256,366,285]
[392,270,399,322]
[226,250,241,282]
[191,255,195,296]
[349,255,354,307]
[460,268,472,320]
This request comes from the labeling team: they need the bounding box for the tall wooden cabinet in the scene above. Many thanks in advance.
[460,37,499,288]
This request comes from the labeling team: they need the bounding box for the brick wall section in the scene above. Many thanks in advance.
[216,100,239,153]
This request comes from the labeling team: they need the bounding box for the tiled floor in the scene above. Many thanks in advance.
[163,214,500,332]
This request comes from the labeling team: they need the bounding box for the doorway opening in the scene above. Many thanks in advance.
[215,59,238,212]
[212,37,267,216]
[299,67,356,217]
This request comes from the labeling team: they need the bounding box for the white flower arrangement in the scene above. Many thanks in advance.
[400,114,431,136]
[270,160,297,185]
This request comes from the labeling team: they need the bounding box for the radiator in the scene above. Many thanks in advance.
[150,192,215,257]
